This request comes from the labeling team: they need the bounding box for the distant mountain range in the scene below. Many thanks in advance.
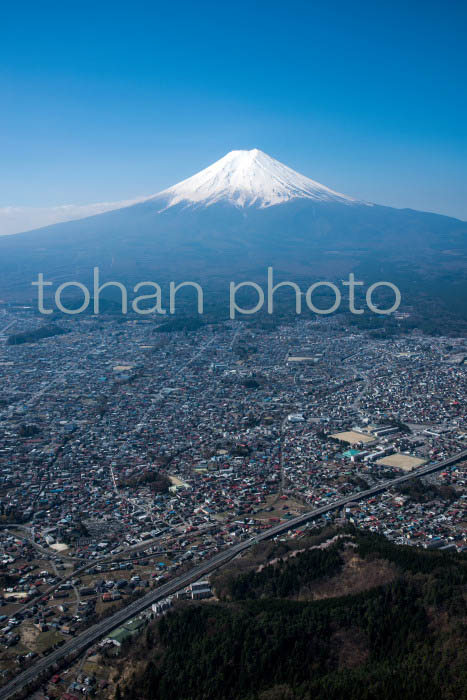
[0,149,466,302]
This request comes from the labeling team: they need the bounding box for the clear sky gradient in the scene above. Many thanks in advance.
[1,0,466,219]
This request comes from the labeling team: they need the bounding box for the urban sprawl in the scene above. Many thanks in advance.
[0,307,466,696]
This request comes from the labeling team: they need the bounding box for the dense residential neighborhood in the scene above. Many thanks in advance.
[0,306,465,696]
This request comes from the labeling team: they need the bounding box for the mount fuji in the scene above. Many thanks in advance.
[0,149,466,299]
[0,149,359,237]
[155,149,361,209]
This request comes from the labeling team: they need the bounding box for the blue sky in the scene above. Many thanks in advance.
[1,0,466,219]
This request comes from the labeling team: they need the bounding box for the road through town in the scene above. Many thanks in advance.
[0,447,466,699]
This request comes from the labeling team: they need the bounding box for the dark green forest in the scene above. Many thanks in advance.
[116,531,467,700]
[7,323,67,344]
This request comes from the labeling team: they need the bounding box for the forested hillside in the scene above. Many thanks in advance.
[114,531,467,700]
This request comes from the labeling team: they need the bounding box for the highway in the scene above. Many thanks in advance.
[0,322,14,336]
[0,447,466,699]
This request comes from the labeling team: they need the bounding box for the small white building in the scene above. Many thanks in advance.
[288,413,304,423]
[190,580,212,600]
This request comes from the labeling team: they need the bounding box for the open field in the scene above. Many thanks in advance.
[376,453,427,470]
[331,431,375,444]
[168,475,189,488]
[253,494,306,522]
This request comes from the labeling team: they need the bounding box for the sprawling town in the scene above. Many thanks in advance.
[0,306,466,697]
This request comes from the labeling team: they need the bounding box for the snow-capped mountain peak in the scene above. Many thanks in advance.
[157,149,360,209]
[0,149,363,236]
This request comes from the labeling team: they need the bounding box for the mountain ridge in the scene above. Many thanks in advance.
[0,149,363,236]
[0,150,466,303]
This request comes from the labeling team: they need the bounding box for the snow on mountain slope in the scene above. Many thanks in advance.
[157,149,361,209]
[0,149,364,235]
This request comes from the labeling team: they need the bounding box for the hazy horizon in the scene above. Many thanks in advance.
[1,145,467,237]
